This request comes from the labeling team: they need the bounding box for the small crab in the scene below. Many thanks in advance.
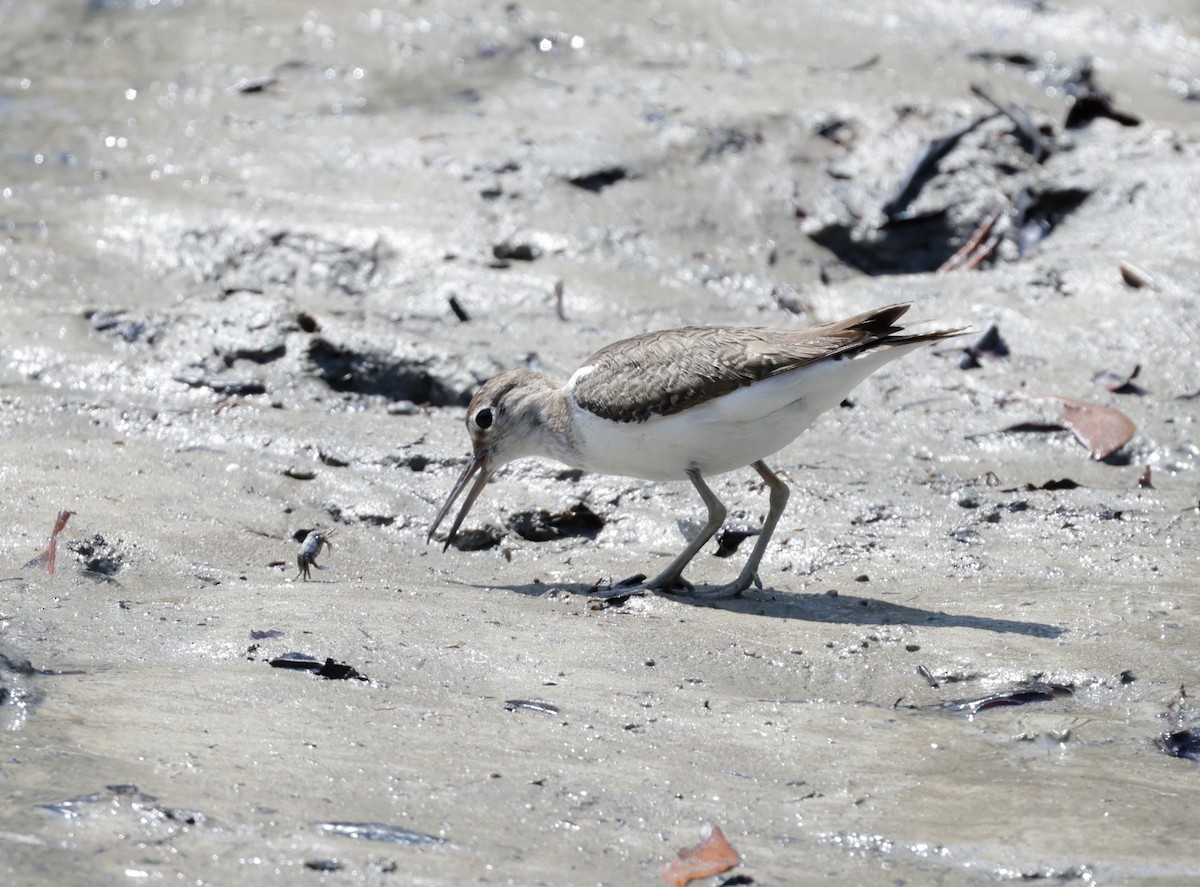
[295,529,335,581]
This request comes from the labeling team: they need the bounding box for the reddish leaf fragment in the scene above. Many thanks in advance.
[22,510,73,574]
[47,509,72,574]
[50,509,72,536]
[660,822,741,887]
[1052,397,1136,460]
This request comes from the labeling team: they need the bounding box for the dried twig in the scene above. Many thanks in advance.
[970,82,1053,161]
[882,114,998,221]
[937,210,1004,273]
[553,279,567,322]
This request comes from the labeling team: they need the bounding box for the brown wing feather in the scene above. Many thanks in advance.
[571,303,955,423]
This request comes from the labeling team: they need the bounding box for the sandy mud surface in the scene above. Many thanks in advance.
[2,0,1200,884]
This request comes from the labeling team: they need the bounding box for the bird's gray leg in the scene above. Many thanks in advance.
[645,467,726,592]
[715,460,790,598]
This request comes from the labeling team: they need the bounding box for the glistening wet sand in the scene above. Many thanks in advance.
[3,1,1200,883]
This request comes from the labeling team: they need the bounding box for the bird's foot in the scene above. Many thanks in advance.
[641,571,695,595]
[595,572,694,600]
[695,583,746,600]
[617,570,762,599]
[702,571,762,600]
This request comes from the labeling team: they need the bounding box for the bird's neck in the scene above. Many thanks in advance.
[509,374,580,464]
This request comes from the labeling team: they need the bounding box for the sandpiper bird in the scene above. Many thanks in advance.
[429,303,961,597]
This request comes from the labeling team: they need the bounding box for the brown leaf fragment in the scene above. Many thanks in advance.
[1052,396,1136,460]
[660,822,741,887]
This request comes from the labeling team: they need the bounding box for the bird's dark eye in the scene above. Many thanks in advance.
[474,407,494,430]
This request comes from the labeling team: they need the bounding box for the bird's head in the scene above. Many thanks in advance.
[427,369,555,550]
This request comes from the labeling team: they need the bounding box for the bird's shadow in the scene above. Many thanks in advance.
[467,579,1063,638]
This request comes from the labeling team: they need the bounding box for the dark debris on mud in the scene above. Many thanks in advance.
[506,502,605,542]
[65,534,126,579]
[268,652,368,682]
[40,783,208,829]
[803,54,1135,277]
[1156,685,1200,762]
[306,337,474,405]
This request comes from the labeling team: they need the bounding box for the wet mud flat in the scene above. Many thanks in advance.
[2,0,1200,884]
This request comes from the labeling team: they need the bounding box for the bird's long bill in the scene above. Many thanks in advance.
[427,454,494,551]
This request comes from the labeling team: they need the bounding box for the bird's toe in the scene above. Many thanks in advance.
[646,574,695,594]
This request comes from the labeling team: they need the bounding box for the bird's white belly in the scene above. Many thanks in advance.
[564,357,876,480]
[569,406,814,479]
